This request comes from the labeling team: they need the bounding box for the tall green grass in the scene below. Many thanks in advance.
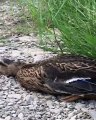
[18,0,96,58]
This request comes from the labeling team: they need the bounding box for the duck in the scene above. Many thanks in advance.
[0,54,96,102]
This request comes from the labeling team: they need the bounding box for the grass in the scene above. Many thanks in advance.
[0,38,9,45]
[17,0,96,58]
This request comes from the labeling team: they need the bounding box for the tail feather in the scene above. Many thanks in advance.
[46,81,87,95]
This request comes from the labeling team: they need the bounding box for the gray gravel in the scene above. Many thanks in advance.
[0,1,96,120]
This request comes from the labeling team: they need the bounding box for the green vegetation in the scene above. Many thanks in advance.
[18,0,96,58]
[0,38,9,45]
[0,39,6,43]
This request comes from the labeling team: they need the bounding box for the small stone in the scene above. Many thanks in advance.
[13,37,20,42]
[19,36,32,42]
[0,100,5,105]
[0,105,4,109]
[70,115,76,120]
[12,114,17,117]
[88,110,96,120]
[11,50,20,57]
[8,102,14,106]
[14,85,19,89]
[25,95,32,104]
[0,78,4,84]
[50,108,60,113]
[11,110,16,114]
[67,112,75,119]
[29,105,36,110]
[18,113,24,120]
[75,103,84,110]
[47,100,52,107]
[8,94,21,99]
[2,95,7,99]
[5,116,11,120]
[57,115,61,119]
[35,114,41,118]
[0,118,4,120]
[3,86,8,90]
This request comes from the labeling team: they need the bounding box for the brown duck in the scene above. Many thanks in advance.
[0,55,96,102]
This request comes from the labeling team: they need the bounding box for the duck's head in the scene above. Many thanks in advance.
[0,59,25,77]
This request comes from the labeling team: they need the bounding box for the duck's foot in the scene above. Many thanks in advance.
[58,95,81,102]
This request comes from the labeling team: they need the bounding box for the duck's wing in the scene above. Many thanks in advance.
[66,77,96,93]
[48,54,96,79]
[46,77,96,95]
[45,77,96,101]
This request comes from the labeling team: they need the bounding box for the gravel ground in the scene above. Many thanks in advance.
[0,1,96,120]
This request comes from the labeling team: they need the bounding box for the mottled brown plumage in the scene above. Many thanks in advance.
[0,55,96,101]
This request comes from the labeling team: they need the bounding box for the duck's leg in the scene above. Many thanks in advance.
[58,95,82,102]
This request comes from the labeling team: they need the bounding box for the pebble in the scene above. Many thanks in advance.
[24,95,32,104]
[75,103,85,110]
[8,94,21,99]
[12,114,17,117]
[87,110,96,120]
[5,116,11,120]
[28,105,37,110]
[47,100,52,107]
[70,115,76,120]
[0,119,4,120]
[0,105,5,109]
[18,113,24,120]
[0,101,5,105]
[11,111,16,114]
